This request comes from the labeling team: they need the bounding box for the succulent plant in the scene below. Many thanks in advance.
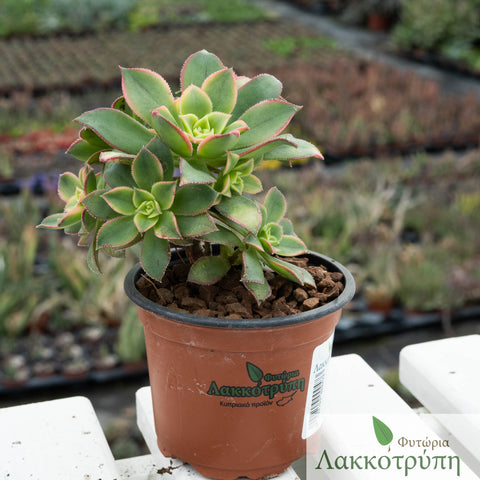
[39,50,322,303]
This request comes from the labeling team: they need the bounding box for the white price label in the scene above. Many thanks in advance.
[302,333,334,439]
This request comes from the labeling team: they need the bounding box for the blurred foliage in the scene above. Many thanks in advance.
[263,35,338,58]
[0,0,135,36]
[0,193,137,337]
[259,149,480,311]
[392,0,480,71]
[0,0,267,37]
[115,308,146,364]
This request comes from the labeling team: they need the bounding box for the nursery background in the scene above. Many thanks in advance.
[1,0,480,458]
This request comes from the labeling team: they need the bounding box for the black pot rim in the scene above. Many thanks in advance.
[124,251,355,329]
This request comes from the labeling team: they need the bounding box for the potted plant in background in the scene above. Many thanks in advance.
[39,50,355,480]
[340,0,401,31]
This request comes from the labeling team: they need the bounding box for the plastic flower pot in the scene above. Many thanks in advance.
[125,251,355,480]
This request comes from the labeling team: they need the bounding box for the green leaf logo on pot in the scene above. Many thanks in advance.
[246,362,264,386]
[372,416,393,446]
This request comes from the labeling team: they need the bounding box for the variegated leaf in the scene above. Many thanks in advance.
[215,196,262,234]
[188,256,230,285]
[171,184,217,215]
[181,50,224,90]
[141,229,170,281]
[132,148,164,190]
[97,216,139,249]
[202,68,237,114]
[121,67,175,124]
[236,99,300,149]
[75,108,155,154]
[151,108,193,158]
[178,84,212,118]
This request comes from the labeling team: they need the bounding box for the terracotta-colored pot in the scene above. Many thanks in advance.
[367,13,391,32]
[125,251,355,480]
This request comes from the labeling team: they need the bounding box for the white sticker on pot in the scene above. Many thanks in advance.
[302,333,334,439]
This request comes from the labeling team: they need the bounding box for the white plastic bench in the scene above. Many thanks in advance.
[400,334,480,477]
[1,335,478,479]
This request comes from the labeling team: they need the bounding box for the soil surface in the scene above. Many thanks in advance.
[136,257,344,319]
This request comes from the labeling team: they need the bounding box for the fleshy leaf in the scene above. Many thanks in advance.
[141,229,170,281]
[83,191,119,220]
[121,67,175,124]
[197,132,240,159]
[244,278,271,304]
[263,134,323,162]
[134,212,157,233]
[215,196,262,234]
[203,111,231,133]
[99,150,135,164]
[176,213,216,237]
[153,211,181,239]
[242,175,263,194]
[146,137,174,180]
[87,234,101,274]
[133,188,154,207]
[102,187,136,216]
[261,254,315,287]
[245,233,264,252]
[83,168,97,194]
[58,172,81,202]
[264,187,287,223]
[181,50,224,90]
[201,225,241,248]
[111,95,136,118]
[81,210,96,233]
[80,127,111,149]
[97,216,139,248]
[242,248,265,284]
[233,136,295,160]
[231,74,283,120]
[179,158,216,185]
[104,162,136,189]
[224,119,249,135]
[58,207,83,228]
[151,108,193,158]
[75,108,154,154]
[178,85,212,118]
[188,256,230,285]
[67,139,100,163]
[37,213,64,229]
[236,99,300,149]
[224,152,240,175]
[202,68,237,114]
[151,181,177,211]
[276,235,308,256]
[171,184,217,215]
[279,218,295,236]
[132,148,164,190]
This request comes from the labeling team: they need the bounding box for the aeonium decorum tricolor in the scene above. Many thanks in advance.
[39,50,323,303]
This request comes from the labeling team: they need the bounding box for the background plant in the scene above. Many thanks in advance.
[0,0,267,37]
[392,0,480,71]
[259,149,480,312]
